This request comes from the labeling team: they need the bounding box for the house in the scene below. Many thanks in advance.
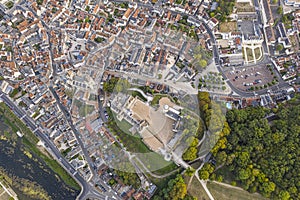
[284,0,300,7]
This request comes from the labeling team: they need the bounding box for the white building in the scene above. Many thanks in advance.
[284,0,300,7]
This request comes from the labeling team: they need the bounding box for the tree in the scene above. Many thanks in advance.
[279,191,290,200]
[185,167,196,176]
[169,177,187,200]
[114,162,141,189]
[199,59,207,68]
[261,181,276,196]
[182,146,197,161]
[103,77,119,93]
[276,44,284,51]
[157,175,188,200]
[36,0,43,5]
[236,151,250,168]
[216,151,227,165]
[198,163,215,180]
[5,46,12,52]
[94,37,104,43]
[211,97,300,199]
[277,6,283,15]
[199,170,210,180]
[84,17,91,23]
[184,196,197,200]
[5,1,14,9]
[182,137,199,161]
[216,175,223,182]
[238,168,251,180]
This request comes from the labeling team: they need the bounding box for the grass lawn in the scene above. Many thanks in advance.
[254,47,262,60]
[73,99,83,108]
[236,2,255,12]
[151,94,177,106]
[79,103,95,117]
[106,108,150,153]
[151,94,168,106]
[219,21,237,33]
[289,34,299,52]
[74,99,95,117]
[246,48,254,61]
[115,129,149,153]
[0,191,11,200]
[184,176,210,200]
[65,89,75,99]
[88,94,97,101]
[207,181,268,200]
[132,91,147,102]
[5,1,14,9]
[115,119,133,135]
[22,138,80,190]
[9,88,20,98]
[190,160,202,169]
[146,171,179,191]
[137,153,178,175]
[214,165,236,183]
[132,157,177,190]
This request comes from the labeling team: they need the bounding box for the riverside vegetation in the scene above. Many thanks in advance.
[0,102,80,199]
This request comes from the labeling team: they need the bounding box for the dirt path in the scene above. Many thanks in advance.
[195,163,215,200]
[186,174,195,190]
[211,181,244,191]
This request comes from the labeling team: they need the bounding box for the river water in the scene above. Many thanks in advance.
[0,119,79,200]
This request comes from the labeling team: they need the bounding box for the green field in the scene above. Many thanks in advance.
[115,119,133,135]
[184,176,210,200]
[207,181,268,200]
[219,21,237,33]
[73,99,95,117]
[107,107,179,175]
[254,47,262,60]
[246,48,254,61]
[137,153,178,175]
[106,108,150,153]
[79,103,95,117]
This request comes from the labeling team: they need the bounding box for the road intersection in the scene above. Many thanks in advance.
[0,0,294,200]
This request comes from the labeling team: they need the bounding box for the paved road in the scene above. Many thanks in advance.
[0,91,103,200]
[49,87,120,200]
[12,3,113,199]
[6,2,292,200]
[111,0,291,98]
[0,91,118,200]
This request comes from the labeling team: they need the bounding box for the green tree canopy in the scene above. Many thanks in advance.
[211,96,300,199]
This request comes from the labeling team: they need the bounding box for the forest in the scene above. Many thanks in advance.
[153,175,196,200]
[199,93,300,199]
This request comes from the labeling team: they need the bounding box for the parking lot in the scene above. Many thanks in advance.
[224,65,276,91]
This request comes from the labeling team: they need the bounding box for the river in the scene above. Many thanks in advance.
[0,118,79,200]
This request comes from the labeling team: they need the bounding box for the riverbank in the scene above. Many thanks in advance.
[0,179,18,200]
[0,166,50,200]
[0,102,80,195]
